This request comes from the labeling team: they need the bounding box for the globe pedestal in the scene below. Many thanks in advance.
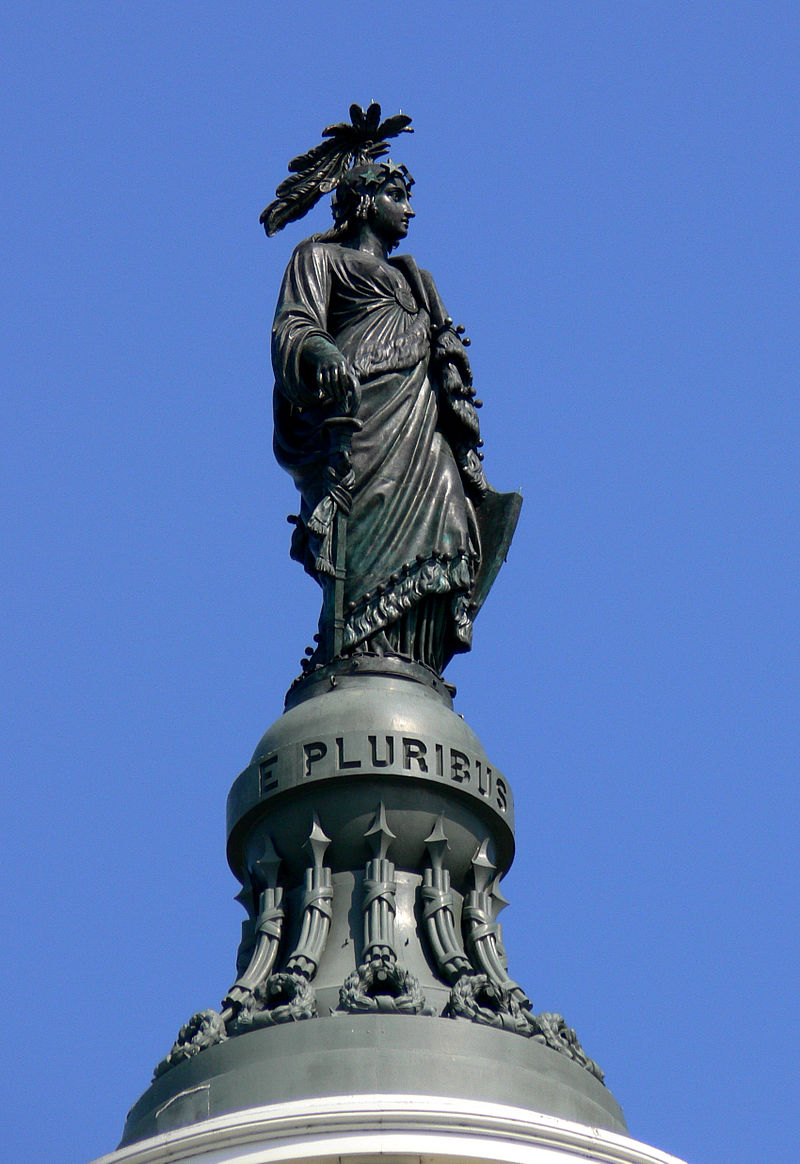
[97,660,688,1164]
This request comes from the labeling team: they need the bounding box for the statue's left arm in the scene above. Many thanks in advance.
[418,267,488,503]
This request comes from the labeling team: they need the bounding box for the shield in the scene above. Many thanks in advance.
[472,489,523,617]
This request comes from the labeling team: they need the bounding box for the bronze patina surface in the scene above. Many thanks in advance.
[119,104,619,1150]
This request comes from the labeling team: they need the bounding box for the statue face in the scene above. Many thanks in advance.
[369,178,415,246]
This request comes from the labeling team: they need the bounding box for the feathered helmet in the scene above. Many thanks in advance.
[260,102,413,238]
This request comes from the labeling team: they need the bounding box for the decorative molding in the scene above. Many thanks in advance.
[152,1010,226,1080]
[232,881,256,978]
[454,840,605,1081]
[447,971,531,1034]
[361,801,398,964]
[338,959,432,1015]
[153,838,287,1079]
[152,816,604,1083]
[527,1011,605,1084]
[338,802,433,1016]
[92,1093,691,1164]
[462,840,529,1004]
[228,971,317,1030]
[420,814,473,982]
[220,837,284,1019]
[285,816,333,980]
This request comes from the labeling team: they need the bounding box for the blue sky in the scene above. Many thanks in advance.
[2,4,798,1162]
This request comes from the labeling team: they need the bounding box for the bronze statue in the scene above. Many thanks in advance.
[118,109,612,1137]
[262,105,520,676]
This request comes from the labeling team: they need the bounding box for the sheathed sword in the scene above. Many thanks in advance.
[320,415,362,661]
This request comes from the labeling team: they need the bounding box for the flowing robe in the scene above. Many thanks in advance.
[272,239,479,671]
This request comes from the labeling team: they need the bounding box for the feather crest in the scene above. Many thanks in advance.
[261,103,414,237]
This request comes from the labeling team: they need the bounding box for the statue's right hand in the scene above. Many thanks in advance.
[316,350,361,416]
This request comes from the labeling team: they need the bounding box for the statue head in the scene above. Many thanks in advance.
[260,104,414,239]
[330,161,415,248]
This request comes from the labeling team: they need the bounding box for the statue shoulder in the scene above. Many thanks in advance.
[415,264,439,296]
[287,235,334,265]
[279,237,341,291]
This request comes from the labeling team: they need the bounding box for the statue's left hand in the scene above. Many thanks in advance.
[435,328,472,387]
[441,364,480,440]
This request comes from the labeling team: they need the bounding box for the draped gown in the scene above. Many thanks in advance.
[272,239,479,673]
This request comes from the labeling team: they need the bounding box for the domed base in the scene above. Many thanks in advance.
[101,1092,689,1164]
[128,668,616,1153]
[118,1014,625,1148]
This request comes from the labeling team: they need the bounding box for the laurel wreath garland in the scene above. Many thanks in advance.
[339,960,432,1015]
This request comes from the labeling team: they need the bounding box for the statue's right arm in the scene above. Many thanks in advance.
[300,337,361,416]
[272,241,359,415]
